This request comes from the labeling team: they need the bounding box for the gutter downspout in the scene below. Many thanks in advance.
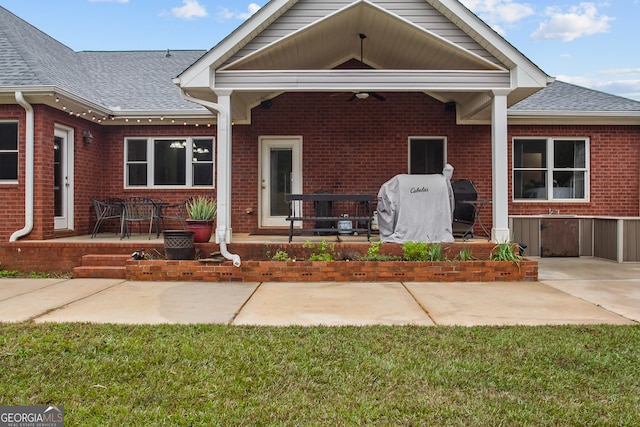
[10,92,34,242]
[180,90,241,267]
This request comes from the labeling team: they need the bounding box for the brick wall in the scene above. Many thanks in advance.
[1,95,639,241]
[0,240,505,273]
[126,259,538,282]
[508,125,640,217]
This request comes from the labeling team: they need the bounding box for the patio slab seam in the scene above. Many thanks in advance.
[401,281,438,325]
[28,280,126,323]
[229,281,264,325]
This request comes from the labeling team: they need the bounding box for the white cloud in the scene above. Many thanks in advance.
[531,3,613,42]
[460,0,534,28]
[172,0,208,20]
[217,3,262,21]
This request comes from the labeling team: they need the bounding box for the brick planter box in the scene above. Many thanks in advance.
[126,259,538,282]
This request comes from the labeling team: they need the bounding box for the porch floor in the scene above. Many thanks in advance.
[51,232,492,245]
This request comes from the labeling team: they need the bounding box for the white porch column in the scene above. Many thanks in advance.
[491,90,511,243]
[215,90,233,244]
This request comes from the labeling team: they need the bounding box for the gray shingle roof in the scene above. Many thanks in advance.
[2,6,640,115]
[78,50,207,111]
[0,6,206,112]
[510,80,640,112]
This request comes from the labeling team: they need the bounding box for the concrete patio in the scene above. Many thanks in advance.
[0,257,638,326]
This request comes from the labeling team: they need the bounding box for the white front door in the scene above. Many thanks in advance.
[54,126,74,230]
[259,137,302,228]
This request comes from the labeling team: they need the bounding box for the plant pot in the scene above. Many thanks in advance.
[163,230,195,260]
[186,220,214,243]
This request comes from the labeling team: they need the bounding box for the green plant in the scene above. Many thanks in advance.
[0,269,20,278]
[303,239,335,262]
[0,269,71,278]
[186,196,217,221]
[490,242,522,262]
[357,240,401,262]
[366,239,383,258]
[271,250,292,262]
[426,243,444,261]
[402,241,429,261]
[457,247,474,261]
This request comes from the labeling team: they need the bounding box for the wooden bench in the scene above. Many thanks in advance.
[285,194,376,242]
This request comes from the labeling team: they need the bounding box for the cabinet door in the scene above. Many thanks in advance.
[540,218,579,257]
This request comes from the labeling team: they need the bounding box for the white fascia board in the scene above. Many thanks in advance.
[508,110,640,125]
[213,69,511,91]
[433,0,549,89]
[509,110,640,117]
[110,109,213,118]
[0,85,111,116]
[177,0,298,88]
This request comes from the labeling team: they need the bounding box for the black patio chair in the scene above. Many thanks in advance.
[90,198,123,238]
[120,196,156,239]
[452,180,478,239]
[156,198,191,236]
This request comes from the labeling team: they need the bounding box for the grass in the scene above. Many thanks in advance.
[1,323,639,426]
[0,269,71,279]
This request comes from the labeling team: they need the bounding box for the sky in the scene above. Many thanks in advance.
[2,0,640,101]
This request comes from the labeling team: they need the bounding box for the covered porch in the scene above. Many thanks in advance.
[173,0,552,249]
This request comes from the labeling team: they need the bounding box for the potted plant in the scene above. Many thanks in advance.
[186,196,217,243]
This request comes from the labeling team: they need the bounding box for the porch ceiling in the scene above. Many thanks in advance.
[210,1,509,123]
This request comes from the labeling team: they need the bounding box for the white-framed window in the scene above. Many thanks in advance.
[124,137,214,188]
[0,121,18,183]
[513,137,589,201]
[409,137,446,174]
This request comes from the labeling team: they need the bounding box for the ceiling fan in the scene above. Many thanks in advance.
[340,34,386,102]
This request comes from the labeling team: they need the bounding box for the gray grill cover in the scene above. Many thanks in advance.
[377,166,454,243]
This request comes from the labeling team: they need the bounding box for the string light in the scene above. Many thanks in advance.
[53,97,216,127]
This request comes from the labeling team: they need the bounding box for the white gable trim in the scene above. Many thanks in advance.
[432,0,550,87]
[220,0,505,73]
[176,0,298,88]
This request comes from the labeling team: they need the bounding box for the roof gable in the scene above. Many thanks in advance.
[222,1,503,72]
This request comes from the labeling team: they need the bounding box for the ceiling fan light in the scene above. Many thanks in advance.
[355,92,369,99]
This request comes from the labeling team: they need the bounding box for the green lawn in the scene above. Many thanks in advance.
[1,324,638,426]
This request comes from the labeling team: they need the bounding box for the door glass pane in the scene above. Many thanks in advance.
[54,136,63,216]
[270,148,292,216]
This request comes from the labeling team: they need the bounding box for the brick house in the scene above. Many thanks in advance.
[1,1,639,260]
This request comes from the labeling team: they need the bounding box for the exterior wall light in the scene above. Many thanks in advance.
[83,130,94,144]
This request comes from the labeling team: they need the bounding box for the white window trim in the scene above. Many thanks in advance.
[0,120,19,184]
[512,136,590,202]
[408,136,447,174]
[124,136,215,189]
